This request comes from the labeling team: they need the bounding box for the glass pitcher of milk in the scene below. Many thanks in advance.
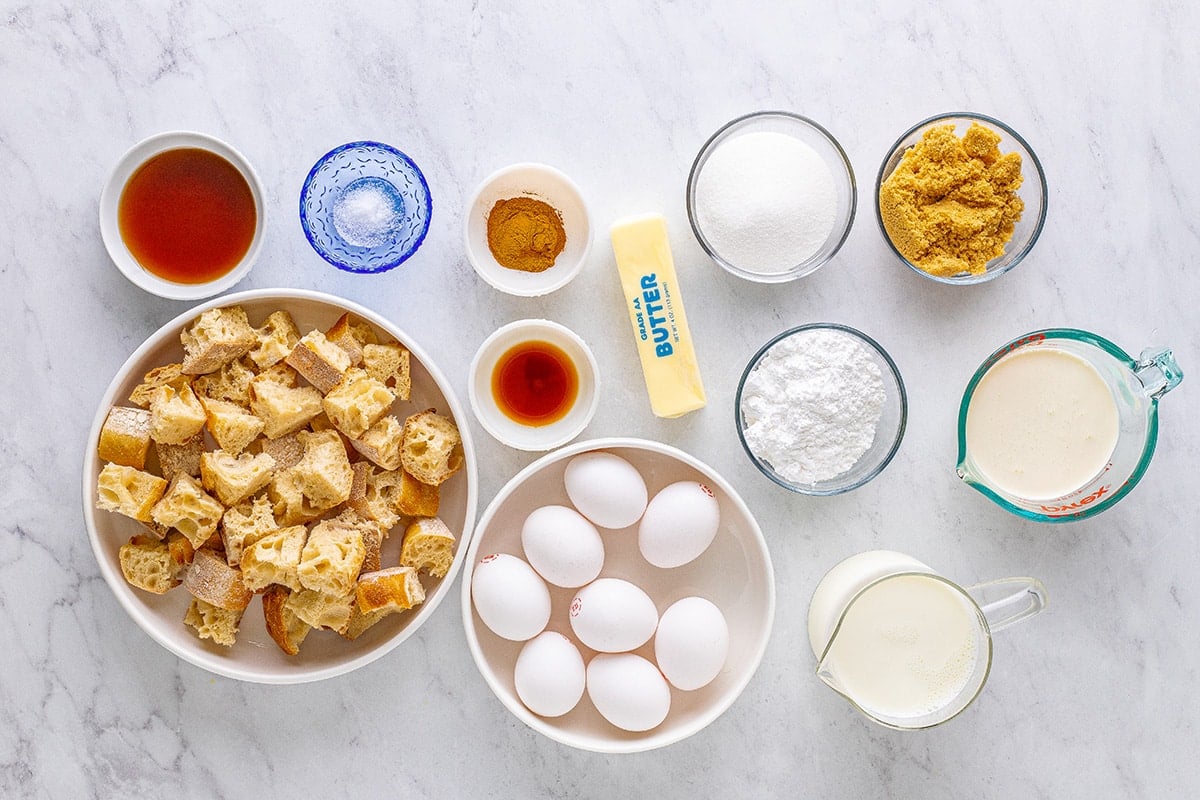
[956,328,1182,522]
[808,551,1047,730]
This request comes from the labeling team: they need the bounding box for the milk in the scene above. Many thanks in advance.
[808,551,983,722]
[965,348,1120,501]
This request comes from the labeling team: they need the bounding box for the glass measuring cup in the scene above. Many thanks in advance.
[808,551,1047,730]
[957,329,1182,522]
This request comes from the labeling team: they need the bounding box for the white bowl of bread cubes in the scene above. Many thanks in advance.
[83,288,477,683]
[462,438,775,752]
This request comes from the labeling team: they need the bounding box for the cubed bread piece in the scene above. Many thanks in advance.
[262,585,312,656]
[96,464,168,523]
[181,306,257,375]
[151,473,225,549]
[248,375,323,439]
[184,548,252,612]
[325,313,366,366]
[400,517,456,578]
[249,310,301,370]
[322,369,395,439]
[155,433,204,482]
[166,530,194,579]
[347,463,400,531]
[356,566,425,614]
[119,535,180,594]
[285,330,352,393]
[98,406,153,470]
[259,431,305,470]
[340,605,390,641]
[191,358,256,407]
[362,342,411,401]
[241,524,308,592]
[220,494,277,567]
[292,429,353,508]
[200,450,276,507]
[149,384,207,445]
[298,517,366,596]
[329,509,385,573]
[395,470,440,517]
[129,363,188,408]
[400,410,463,486]
[350,414,404,470]
[200,396,264,455]
[268,468,326,527]
[183,598,243,647]
[286,588,356,632]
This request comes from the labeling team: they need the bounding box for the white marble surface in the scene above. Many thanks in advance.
[2,1,1197,796]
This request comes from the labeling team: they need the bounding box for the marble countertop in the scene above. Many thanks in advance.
[3,2,1197,797]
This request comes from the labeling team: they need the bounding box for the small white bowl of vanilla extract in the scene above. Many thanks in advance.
[468,319,600,451]
[99,131,265,300]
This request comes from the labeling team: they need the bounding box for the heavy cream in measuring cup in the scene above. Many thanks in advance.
[965,348,1119,500]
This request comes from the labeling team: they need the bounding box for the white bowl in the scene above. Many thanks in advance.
[82,288,478,683]
[468,319,599,452]
[99,131,266,301]
[464,163,591,296]
[461,438,775,753]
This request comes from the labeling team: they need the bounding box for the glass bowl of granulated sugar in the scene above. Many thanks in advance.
[735,323,907,495]
[687,112,856,283]
[299,141,432,274]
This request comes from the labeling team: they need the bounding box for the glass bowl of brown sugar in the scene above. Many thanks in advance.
[465,163,592,297]
[875,112,1048,285]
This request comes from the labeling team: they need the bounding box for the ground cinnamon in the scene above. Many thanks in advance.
[486,196,566,273]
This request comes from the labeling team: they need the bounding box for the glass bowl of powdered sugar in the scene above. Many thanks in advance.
[735,323,907,495]
[687,111,856,283]
[299,141,432,274]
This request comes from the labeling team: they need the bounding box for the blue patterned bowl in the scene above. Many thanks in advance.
[299,141,432,273]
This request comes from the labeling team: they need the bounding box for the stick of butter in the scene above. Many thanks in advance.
[610,213,706,418]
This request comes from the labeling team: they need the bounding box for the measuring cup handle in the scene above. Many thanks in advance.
[1135,346,1183,400]
[965,577,1048,634]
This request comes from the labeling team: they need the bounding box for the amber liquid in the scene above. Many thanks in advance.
[118,148,257,284]
[492,341,579,426]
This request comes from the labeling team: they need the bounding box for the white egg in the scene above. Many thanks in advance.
[569,578,659,653]
[520,505,605,588]
[638,480,721,568]
[586,653,671,732]
[563,452,648,529]
[654,597,730,691]
[514,631,586,718]
[470,553,551,641]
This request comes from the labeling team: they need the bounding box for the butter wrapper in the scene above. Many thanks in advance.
[610,213,706,418]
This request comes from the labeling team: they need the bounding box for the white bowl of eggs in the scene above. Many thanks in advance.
[461,437,775,753]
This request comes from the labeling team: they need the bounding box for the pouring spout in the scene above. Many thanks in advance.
[1135,346,1183,400]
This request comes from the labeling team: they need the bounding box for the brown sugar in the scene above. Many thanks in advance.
[879,123,1024,278]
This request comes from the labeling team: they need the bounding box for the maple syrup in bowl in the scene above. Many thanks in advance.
[469,320,599,451]
[100,131,265,300]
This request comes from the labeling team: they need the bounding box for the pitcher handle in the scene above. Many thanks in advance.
[1135,346,1183,400]
[965,577,1048,634]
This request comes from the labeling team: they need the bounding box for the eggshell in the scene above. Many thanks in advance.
[569,578,659,653]
[638,481,721,568]
[520,505,605,588]
[654,597,730,691]
[471,554,552,641]
[586,653,671,732]
[563,452,648,529]
[514,631,587,718]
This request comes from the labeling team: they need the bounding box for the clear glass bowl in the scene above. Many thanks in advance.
[875,112,1048,285]
[735,323,907,495]
[299,141,432,274]
[686,111,856,283]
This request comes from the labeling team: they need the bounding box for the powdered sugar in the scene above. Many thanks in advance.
[740,329,886,484]
[694,130,837,274]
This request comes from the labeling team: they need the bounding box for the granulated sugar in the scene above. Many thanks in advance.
[694,130,837,274]
[740,328,885,484]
